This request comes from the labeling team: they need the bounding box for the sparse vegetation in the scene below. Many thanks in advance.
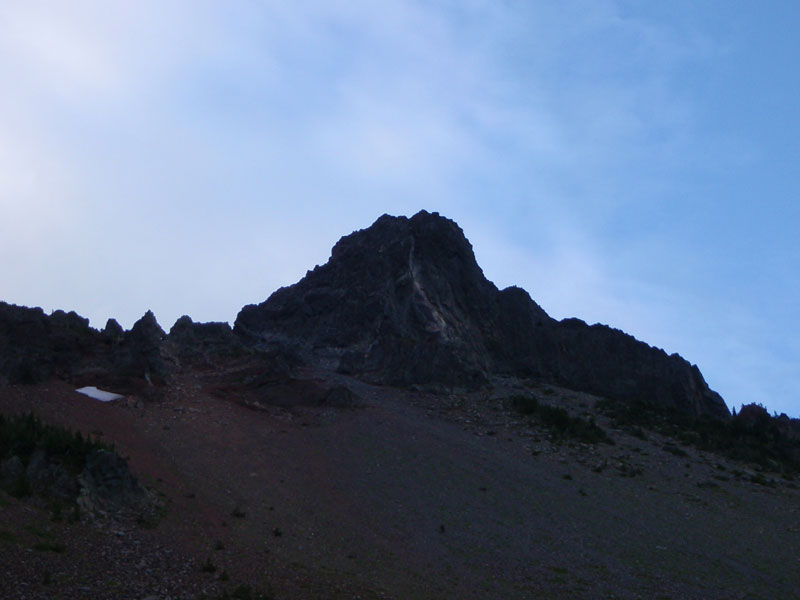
[201,557,217,573]
[24,524,54,539]
[749,472,776,487]
[598,399,800,475]
[9,475,32,498]
[662,443,688,458]
[231,585,256,600]
[0,412,110,474]
[617,463,643,478]
[32,541,66,553]
[50,500,64,522]
[509,395,614,445]
[197,584,275,600]
[0,529,16,543]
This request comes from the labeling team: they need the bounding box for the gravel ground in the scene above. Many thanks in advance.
[1,376,799,599]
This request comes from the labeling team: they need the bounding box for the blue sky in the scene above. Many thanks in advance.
[1,1,798,416]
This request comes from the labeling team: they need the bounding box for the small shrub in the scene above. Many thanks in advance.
[697,480,719,489]
[24,525,53,539]
[0,412,111,477]
[231,585,253,600]
[69,505,81,523]
[50,501,64,522]
[9,475,32,498]
[750,473,776,487]
[0,530,16,543]
[201,557,217,573]
[662,444,688,458]
[617,463,643,477]
[510,395,539,416]
[509,396,613,445]
[32,541,65,553]
[629,426,647,440]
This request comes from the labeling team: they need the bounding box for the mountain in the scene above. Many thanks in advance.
[7,212,800,600]
[235,210,728,418]
[0,211,726,418]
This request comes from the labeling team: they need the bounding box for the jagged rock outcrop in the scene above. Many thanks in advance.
[165,316,245,368]
[0,303,169,394]
[0,303,106,384]
[78,449,146,512]
[112,310,167,384]
[235,211,729,419]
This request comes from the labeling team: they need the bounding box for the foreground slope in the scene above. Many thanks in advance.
[1,377,798,599]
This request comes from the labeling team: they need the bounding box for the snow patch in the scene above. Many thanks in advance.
[75,386,125,402]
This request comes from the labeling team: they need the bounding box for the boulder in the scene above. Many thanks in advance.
[78,449,145,511]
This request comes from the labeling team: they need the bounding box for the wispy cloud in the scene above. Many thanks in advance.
[0,1,730,317]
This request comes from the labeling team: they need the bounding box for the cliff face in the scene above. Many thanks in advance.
[234,211,729,419]
[235,211,536,386]
[0,303,166,394]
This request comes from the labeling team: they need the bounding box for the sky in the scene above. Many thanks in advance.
[1,1,799,416]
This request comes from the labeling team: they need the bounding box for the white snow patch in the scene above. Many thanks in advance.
[75,386,125,402]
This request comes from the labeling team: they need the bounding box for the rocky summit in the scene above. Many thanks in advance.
[235,210,728,418]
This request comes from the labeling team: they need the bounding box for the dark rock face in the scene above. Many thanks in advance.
[103,318,124,341]
[166,315,245,368]
[112,310,167,384]
[0,303,104,385]
[235,211,728,418]
[25,449,79,501]
[236,211,545,387]
[78,449,145,510]
[0,303,169,394]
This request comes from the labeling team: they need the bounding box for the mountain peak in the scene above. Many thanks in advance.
[235,210,512,385]
[234,212,728,418]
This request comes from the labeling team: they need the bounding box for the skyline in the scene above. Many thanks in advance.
[1,1,799,416]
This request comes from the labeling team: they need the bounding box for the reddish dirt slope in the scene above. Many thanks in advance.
[1,375,799,599]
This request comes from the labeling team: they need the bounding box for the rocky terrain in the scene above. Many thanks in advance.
[1,211,799,599]
[235,212,727,419]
